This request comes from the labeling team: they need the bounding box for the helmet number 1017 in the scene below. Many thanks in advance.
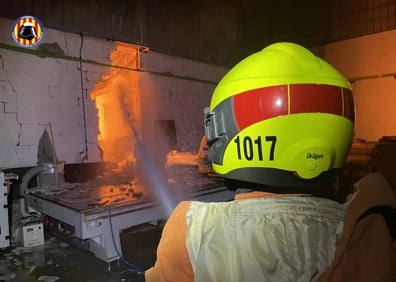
[234,135,277,161]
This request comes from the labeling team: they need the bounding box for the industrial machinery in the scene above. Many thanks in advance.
[346,137,396,193]
[166,136,213,174]
[22,159,232,263]
[16,122,232,263]
[0,172,10,249]
[0,171,18,249]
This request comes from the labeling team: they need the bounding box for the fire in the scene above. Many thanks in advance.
[91,44,141,165]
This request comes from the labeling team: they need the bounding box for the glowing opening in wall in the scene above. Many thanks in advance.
[90,44,141,165]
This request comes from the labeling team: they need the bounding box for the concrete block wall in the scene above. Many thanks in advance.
[89,48,228,169]
[139,51,228,154]
[0,17,115,169]
[0,16,229,171]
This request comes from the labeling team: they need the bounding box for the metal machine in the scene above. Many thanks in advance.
[0,172,10,249]
[20,125,233,262]
[22,162,233,263]
[0,172,18,249]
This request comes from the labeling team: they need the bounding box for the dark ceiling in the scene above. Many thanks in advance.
[0,0,395,66]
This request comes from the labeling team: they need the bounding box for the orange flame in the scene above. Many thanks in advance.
[91,44,141,165]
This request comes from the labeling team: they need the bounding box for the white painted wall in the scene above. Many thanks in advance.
[0,17,228,170]
[0,17,114,168]
[139,51,228,154]
[311,31,396,141]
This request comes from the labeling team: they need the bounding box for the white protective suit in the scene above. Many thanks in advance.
[146,191,347,282]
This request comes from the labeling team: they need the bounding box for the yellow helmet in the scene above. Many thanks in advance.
[204,42,354,188]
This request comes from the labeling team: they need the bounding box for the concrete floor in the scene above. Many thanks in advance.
[0,223,162,282]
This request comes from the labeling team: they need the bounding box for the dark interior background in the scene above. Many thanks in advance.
[1,0,395,67]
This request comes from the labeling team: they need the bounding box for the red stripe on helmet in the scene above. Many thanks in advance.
[233,84,354,130]
[233,85,288,130]
[290,84,342,116]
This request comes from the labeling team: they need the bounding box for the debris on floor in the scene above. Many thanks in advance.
[0,230,157,281]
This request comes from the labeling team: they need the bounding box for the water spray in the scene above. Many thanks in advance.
[118,97,175,217]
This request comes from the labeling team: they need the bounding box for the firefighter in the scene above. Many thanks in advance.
[145,42,396,281]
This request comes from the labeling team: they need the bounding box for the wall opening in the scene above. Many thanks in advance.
[90,44,141,168]
[155,120,178,151]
